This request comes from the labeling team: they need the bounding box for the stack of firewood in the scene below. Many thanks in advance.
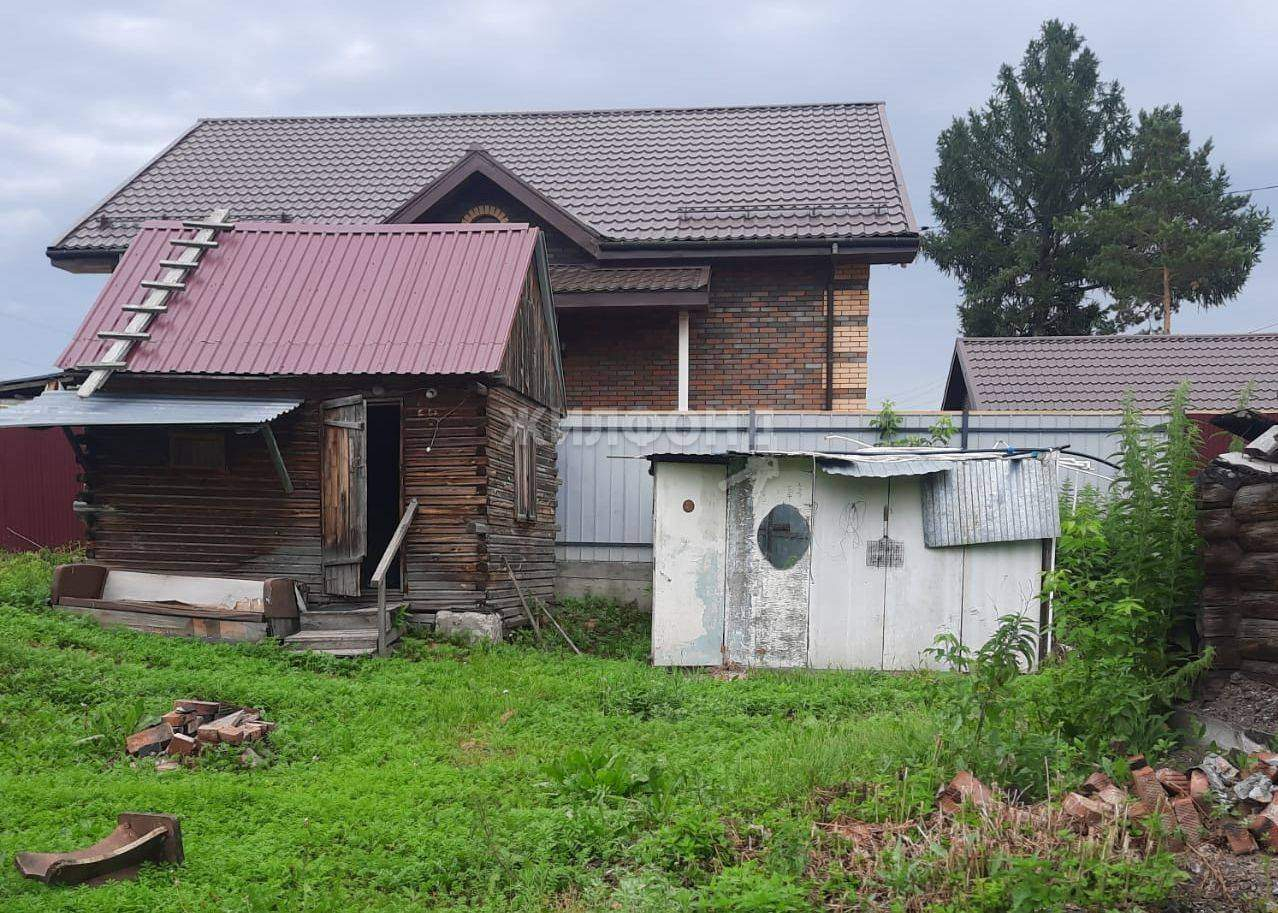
[124,700,275,768]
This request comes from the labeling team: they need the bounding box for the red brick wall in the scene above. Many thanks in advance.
[559,307,678,410]
[691,259,826,410]
[558,258,871,411]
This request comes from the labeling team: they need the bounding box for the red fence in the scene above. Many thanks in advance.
[0,428,82,551]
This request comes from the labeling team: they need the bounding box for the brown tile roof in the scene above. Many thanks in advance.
[51,103,917,253]
[549,265,709,294]
[944,334,1278,411]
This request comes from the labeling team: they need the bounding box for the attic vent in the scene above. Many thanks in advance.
[866,535,904,568]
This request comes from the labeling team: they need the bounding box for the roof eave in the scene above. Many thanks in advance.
[47,246,125,274]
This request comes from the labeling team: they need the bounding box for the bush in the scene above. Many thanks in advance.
[0,548,79,609]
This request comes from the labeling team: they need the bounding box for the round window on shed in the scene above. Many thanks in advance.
[756,504,810,570]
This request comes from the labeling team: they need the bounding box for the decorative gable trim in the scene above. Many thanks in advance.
[386,146,602,257]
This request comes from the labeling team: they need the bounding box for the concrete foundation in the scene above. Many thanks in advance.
[555,560,652,609]
[435,610,503,644]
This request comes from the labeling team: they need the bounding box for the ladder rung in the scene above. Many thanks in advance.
[158,259,199,269]
[122,304,167,313]
[171,238,218,249]
[140,279,185,291]
[78,361,128,371]
[182,219,235,231]
[96,330,150,341]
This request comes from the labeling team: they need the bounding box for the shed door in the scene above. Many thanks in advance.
[321,396,367,597]
[651,462,727,665]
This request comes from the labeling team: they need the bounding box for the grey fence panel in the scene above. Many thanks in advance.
[556,411,1165,562]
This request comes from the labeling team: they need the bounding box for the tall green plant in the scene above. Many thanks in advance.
[1102,384,1202,656]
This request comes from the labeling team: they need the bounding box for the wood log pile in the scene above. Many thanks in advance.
[124,699,275,769]
[1197,435,1278,682]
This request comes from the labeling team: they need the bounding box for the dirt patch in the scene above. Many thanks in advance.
[1187,674,1278,737]
[1174,848,1278,912]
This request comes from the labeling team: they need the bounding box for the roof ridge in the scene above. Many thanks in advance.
[195,101,885,125]
[138,219,534,234]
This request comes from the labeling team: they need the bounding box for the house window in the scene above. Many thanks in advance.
[461,204,509,224]
[756,504,810,570]
[169,431,226,470]
[513,426,537,521]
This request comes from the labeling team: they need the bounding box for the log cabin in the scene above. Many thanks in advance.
[0,216,563,654]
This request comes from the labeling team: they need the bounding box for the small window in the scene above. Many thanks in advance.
[513,427,537,521]
[757,504,810,570]
[169,431,226,470]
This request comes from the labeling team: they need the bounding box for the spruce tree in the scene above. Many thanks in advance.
[1067,105,1273,332]
[925,20,1130,336]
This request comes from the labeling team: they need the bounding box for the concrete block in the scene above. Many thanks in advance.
[435,610,503,644]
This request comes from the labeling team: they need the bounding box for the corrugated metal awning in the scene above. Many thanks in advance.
[817,456,955,477]
[0,391,302,428]
[921,456,1059,547]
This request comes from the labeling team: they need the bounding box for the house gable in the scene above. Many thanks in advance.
[388,147,602,260]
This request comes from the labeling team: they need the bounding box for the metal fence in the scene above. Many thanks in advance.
[556,410,1166,563]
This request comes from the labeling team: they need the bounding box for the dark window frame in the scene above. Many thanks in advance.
[513,425,537,522]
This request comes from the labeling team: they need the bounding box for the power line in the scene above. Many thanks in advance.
[1232,183,1278,194]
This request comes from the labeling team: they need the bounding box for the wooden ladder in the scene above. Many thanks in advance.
[77,208,234,398]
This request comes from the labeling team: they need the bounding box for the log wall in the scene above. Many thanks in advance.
[75,373,552,623]
[483,385,560,629]
[1197,459,1278,682]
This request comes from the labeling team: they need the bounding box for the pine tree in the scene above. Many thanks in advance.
[1067,105,1273,332]
[924,20,1130,336]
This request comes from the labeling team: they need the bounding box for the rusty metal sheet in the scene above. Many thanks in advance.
[920,455,1059,547]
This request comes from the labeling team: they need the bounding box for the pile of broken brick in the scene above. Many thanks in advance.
[125,700,275,770]
[939,751,1278,855]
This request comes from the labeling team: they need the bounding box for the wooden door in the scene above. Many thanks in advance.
[321,396,367,597]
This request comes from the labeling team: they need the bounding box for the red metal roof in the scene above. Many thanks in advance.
[59,221,541,377]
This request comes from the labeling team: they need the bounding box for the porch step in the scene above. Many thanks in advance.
[281,626,401,657]
[299,606,383,631]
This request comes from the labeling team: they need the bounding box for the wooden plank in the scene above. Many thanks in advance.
[259,424,293,495]
[320,396,366,596]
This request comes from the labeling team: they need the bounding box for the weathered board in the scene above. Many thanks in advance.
[651,461,727,665]
[321,396,367,597]
[724,456,812,668]
[808,473,890,669]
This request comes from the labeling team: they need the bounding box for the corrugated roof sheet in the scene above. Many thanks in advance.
[549,265,710,293]
[0,391,301,427]
[52,103,917,251]
[920,456,1060,547]
[58,221,539,377]
[947,335,1278,411]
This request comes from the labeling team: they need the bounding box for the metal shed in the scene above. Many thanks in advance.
[647,450,1059,670]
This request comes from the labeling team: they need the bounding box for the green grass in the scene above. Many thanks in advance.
[0,552,1182,911]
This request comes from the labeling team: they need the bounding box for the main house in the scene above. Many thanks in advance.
[48,103,920,412]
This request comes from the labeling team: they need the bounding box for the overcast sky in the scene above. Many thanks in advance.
[2,1,1275,407]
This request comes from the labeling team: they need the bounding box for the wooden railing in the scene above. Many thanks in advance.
[371,497,418,656]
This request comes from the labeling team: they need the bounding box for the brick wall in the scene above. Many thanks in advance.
[559,307,678,409]
[832,262,870,411]
[560,259,870,411]
[411,185,873,411]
